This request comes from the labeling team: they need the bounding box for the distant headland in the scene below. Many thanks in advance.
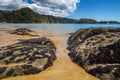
[0,7,120,24]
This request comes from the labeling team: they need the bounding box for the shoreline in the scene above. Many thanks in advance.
[0,28,99,80]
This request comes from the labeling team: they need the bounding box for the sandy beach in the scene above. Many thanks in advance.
[0,28,99,80]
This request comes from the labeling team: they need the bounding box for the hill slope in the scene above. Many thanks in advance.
[0,8,119,24]
[0,8,76,23]
[76,18,97,24]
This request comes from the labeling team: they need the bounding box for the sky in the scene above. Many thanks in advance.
[68,0,120,21]
[0,0,120,21]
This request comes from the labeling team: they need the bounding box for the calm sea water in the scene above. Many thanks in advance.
[0,23,120,34]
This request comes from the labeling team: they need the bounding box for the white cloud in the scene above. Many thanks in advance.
[0,0,80,17]
[0,0,26,10]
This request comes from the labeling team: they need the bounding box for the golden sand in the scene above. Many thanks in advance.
[0,28,99,80]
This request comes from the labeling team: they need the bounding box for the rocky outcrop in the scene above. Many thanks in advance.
[9,28,39,36]
[67,28,120,80]
[0,37,56,79]
[10,28,33,35]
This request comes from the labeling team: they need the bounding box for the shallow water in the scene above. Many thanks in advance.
[0,23,120,34]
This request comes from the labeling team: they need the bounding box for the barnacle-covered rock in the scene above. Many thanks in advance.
[0,37,56,79]
[9,28,33,35]
[67,28,120,80]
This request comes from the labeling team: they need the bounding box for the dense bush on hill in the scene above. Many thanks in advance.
[0,8,75,23]
[0,8,119,24]
[76,18,97,23]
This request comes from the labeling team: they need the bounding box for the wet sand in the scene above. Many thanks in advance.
[0,28,99,80]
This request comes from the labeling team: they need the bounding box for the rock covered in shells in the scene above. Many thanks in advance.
[67,28,120,80]
[0,37,56,79]
[9,28,33,35]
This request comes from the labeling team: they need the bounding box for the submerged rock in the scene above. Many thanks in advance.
[0,37,56,79]
[67,28,120,80]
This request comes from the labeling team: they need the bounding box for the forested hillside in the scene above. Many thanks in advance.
[0,8,75,23]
